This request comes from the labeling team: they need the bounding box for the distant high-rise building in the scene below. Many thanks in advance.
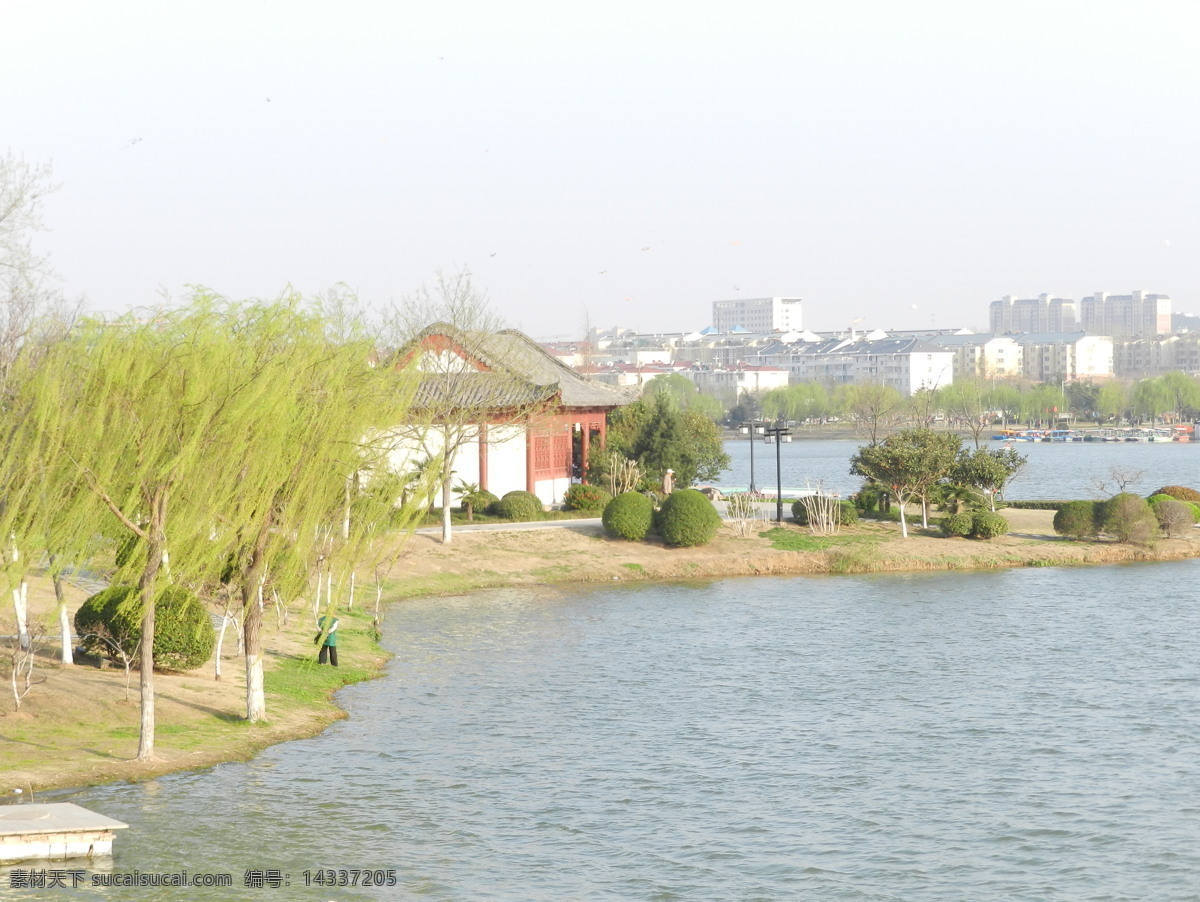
[711,297,802,332]
[1080,290,1171,337]
[989,294,1077,333]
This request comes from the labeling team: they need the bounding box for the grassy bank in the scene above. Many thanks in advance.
[2,594,390,795]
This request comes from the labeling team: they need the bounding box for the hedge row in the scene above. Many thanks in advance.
[1052,492,1200,542]
[939,511,1009,539]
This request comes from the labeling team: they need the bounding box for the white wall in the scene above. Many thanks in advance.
[386,423,529,508]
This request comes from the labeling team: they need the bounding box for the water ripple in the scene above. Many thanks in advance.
[41,563,1200,901]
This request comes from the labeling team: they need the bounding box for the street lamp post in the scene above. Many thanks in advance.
[738,422,765,493]
[762,424,793,522]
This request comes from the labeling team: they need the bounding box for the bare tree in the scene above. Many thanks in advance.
[4,619,45,711]
[385,268,554,544]
[1090,465,1146,497]
[840,382,906,445]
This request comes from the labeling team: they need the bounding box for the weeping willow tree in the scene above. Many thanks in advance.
[0,294,435,749]
[0,303,287,760]
[207,292,434,723]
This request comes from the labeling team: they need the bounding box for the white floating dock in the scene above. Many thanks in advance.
[0,803,128,863]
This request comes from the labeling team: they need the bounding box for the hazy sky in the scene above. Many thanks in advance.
[6,1,1198,338]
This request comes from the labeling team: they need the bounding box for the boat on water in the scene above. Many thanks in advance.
[991,425,1194,444]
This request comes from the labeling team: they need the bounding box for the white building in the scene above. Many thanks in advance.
[1015,332,1114,382]
[925,334,1023,380]
[711,297,803,332]
[764,336,954,396]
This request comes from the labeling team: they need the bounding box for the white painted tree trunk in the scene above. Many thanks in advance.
[214,613,231,681]
[441,476,454,545]
[57,602,73,665]
[12,581,29,650]
[313,561,323,616]
[246,653,265,722]
[348,571,355,611]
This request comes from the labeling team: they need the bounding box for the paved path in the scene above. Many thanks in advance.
[416,518,603,535]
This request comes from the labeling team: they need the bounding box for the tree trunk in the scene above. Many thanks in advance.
[214,612,230,681]
[241,516,274,723]
[137,489,168,762]
[11,582,29,651]
[50,559,73,665]
[440,472,454,544]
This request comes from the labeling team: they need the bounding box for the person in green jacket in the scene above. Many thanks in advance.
[316,614,339,667]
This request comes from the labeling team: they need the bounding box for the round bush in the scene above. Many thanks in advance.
[563,483,612,512]
[1153,498,1195,536]
[657,488,722,548]
[602,491,654,541]
[940,512,973,537]
[1149,485,1200,504]
[74,585,215,671]
[969,511,1009,540]
[1053,501,1098,539]
[492,490,543,520]
[74,587,127,656]
[1100,492,1157,543]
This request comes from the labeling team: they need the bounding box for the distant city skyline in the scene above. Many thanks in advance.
[7,2,1198,340]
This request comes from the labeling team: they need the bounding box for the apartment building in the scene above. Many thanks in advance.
[1080,290,1171,337]
[989,294,1077,333]
[711,297,803,332]
[925,334,1022,379]
[1015,333,1114,382]
[762,336,954,396]
[1112,334,1200,377]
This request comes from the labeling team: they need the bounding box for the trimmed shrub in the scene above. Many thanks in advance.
[1101,492,1157,544]
[492,490,543,520]
[602,491,654,541]
[940,512,973,538]
[1154,498,1195,537]
[1053,501,1098,539]
[970,511,1009,540]
[74,587,127,656]
[1149,485,1200,504]
[563,483,612,512]
[658,488,722,547]
[1006,500,1070,511]
[74,585,215,671]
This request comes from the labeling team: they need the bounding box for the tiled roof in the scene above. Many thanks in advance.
[410,324,633,410]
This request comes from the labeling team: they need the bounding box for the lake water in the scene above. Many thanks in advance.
[718,436,1200,500]
[19,564,1200,901]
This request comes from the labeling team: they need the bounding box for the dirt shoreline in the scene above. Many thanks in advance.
[4,509,1199,795]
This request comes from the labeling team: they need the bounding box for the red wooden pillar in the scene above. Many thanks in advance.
[525,419,537,493]
[478,423,489,492]
[581,422,590,477]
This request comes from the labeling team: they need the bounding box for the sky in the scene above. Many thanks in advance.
[5,0,1199,339]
